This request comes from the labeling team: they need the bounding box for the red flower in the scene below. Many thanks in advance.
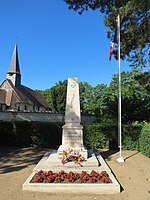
[89,178,93,183]
[31,170,112,184]
[105,179,110,183]
[101,177,105,182]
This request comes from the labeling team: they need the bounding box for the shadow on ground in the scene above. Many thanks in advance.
[99,149,119,160]
[0,146,48,174]
[124,151,139,161]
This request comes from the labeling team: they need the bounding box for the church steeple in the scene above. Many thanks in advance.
[6,45,21,86]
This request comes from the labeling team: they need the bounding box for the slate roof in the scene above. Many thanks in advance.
[7,45,21,75]
[0,79,49,108]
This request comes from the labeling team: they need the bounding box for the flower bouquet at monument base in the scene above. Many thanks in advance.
[59,149,86,166]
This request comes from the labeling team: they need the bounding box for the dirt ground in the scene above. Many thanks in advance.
[0,146,150,200]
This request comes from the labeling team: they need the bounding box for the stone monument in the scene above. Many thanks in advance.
[22,77,120,194]
[58,77,87,158]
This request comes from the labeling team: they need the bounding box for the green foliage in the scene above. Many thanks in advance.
[0,121,62,148]
[106,69,150,123]
[83,122,143,150]
[37,89,53,109]
[1,121,149,157]
[83,123,109,149]
[79,82,95,115]
[122,124,143,150]
[35,69,150,123]
[65,0,150,69]
[135,72,150,93]
[51,80,67,112]
[0,122,14,145]
[139,123,150,157]
[31,122,62,148]
[13,121,32,146]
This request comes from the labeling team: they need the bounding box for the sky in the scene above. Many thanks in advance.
[0,0,131,90]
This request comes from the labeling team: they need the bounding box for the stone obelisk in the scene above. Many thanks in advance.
[58,77,87,158]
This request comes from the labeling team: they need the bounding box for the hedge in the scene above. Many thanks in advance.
[0,121,62,148]
[83,123,143,150]
[0,121,146,154]
[139,123,150,157]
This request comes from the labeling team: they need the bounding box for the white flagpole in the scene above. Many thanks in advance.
[117,14,124,163]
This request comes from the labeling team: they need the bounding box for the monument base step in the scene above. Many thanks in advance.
[22,150,120,194]
[33,150,99,171]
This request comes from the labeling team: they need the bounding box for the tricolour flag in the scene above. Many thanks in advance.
[109,18,118,61]
[109,41,114,61]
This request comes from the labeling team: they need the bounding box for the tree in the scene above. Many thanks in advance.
[79,82,95,115]
[36,73,150,123]
[106,69,150,123]
[79,82,109,120]
[135,71,150,92]
[91,84,108,119]
[50,80,67,112]
[64,0,150,69]
[36,89,53,110]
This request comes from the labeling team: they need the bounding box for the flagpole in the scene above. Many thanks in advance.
[117,14,124,163]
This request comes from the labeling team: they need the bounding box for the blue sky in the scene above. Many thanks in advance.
[0,0,131,90]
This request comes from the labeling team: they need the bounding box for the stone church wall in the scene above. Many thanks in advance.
[0,111,96,123]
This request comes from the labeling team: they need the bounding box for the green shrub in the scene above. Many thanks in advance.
[83,123,115,149]
[31,122,62,148]
[122,124,143,150]
[0,122,14,145]
[139,123,150,157]
[0,121,62,148]
[83,123,143,150]
[13,121,32,146]
[0,121,144,152]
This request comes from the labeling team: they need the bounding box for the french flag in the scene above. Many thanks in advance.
[109,20,117,61]
[109,41,114,61]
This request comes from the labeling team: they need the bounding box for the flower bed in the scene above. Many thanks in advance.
[31,170,112,184]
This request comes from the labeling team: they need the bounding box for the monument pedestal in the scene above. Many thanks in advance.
[58,123,88,159]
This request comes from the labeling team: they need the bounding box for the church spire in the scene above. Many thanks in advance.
[6,45,21,86]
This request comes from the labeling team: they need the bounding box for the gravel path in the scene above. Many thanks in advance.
[0,147,149,200]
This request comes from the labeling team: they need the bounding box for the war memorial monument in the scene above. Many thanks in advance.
[22,78,120,194]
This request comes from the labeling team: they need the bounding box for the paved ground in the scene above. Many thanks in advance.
[0,146,150,200]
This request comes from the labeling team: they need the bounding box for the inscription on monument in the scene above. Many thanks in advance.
[63,130,82,147]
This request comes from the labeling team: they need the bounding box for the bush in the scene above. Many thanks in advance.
[83,124,107,149]
[0,121,62,148]
[31,122,62,148]
[83,123,143,150]
[0,121,14,145]
[122,124,143,150]
[0,121,145,152]
[139,123,150,157]
[83,123,116,149]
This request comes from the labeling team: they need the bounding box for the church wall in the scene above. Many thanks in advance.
[10,103,47,112]
[0,111,96,123]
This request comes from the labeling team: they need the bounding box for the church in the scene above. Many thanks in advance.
[0,45,49,112]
